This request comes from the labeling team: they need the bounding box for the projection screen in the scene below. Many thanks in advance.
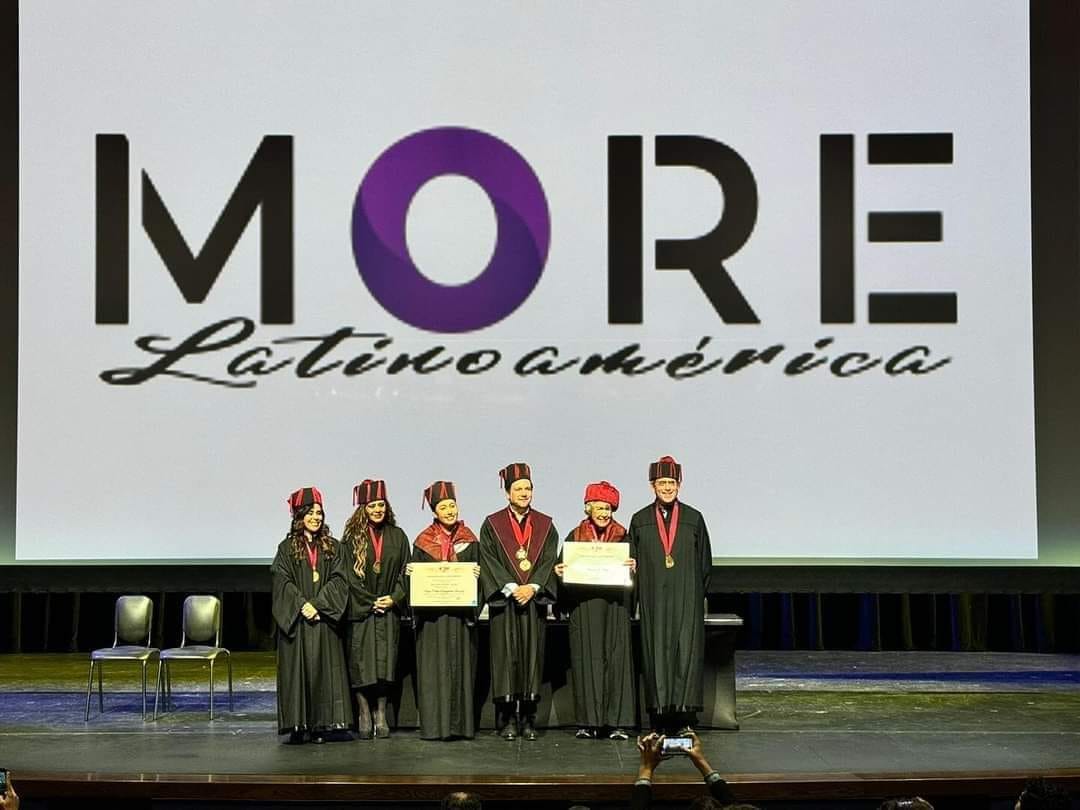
[11,1,1040,563]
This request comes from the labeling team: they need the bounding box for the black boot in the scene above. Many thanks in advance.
[374,695,390,738]
[520,700,538,741]
[355,692,373,740]
[495,701,517,740]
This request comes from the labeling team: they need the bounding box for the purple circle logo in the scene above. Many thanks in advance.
[351,127,551,333]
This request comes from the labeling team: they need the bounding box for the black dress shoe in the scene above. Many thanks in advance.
[521,717,538,741]
[500,722,518,740]
[575,727,596,739]
[310,732,325,744]
[285,730,305,745]
[608,728,629,740]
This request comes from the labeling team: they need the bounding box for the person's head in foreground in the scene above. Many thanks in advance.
[1016,778,1072,810]
[878,799,934,810]
[440,791,481,810]
[688,800,750,810]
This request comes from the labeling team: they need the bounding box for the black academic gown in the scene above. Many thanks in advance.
[478,507,558,701]
[628,500,712,714]
[411,522,480,739]
[560,521,636,729]
[271,537,354,735]
[342,526,410,688]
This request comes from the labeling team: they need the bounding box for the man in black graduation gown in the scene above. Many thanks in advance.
[478,462,558,740]
[628,455,712,734]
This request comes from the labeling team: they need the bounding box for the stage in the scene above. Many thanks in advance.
[2,651,1078,808]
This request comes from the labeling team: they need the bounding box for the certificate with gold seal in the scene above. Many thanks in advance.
[562,542,632,588]
[409,562,478,608]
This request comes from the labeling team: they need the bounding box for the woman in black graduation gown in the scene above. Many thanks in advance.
[271,486,353,744]
[341,478,409,739]
[555,481,637,740]
[409,481,482,740]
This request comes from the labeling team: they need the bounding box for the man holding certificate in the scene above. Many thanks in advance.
[555,481,636,741]
[628,456,713,735]
[409,481,481,740]
[478,462,559,741]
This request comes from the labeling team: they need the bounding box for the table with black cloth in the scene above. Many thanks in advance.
[380,612,742,731]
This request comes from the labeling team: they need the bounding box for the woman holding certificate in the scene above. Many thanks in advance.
[409,481,481,740]
[342,479,409,739]
[554,481,637,740]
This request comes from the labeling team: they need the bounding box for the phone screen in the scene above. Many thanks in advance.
[661,737,693,754]
[0,767,8,797]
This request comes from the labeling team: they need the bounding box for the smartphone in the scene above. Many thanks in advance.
[0,767,8,797]
[661,736,693,755]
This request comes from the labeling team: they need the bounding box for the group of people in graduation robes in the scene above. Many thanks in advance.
[272,479,483,744]
[271,454,713,745]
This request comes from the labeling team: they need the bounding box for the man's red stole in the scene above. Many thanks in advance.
[487,508,553,585]
[414,521,477,562]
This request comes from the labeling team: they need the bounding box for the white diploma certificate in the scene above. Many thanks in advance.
[409,562,478,608]
[562,542,632,587]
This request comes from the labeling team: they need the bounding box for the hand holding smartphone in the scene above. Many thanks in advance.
[660,736,693,756]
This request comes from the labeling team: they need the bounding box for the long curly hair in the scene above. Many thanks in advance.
[288,505,336,562]
[342,501,397,579]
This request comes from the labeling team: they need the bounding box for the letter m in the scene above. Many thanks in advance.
[95,135,293,324]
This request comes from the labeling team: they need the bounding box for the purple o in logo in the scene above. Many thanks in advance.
[351,127,551,333]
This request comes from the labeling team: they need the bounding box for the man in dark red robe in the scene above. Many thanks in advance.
[478,462,558,740]
[628,455,713,733]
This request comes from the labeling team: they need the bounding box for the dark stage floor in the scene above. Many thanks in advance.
[1,651,1078,807]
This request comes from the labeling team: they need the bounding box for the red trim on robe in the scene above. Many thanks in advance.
[487,508,553,585]
[569,517,627,542]
[414,521,477,562]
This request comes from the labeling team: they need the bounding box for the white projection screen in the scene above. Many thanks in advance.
[16,1,1035,562]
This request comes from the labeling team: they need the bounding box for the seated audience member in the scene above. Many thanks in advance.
[878,800,934,810]
[1017,778,1072,810]
[1,776,19,810]
[632,732,736,810]
[440,792,481,810]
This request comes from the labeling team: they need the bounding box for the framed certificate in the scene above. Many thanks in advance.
[562,542,632,588]
[409,562,478,608]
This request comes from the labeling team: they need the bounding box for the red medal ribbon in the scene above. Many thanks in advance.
[508,508,532,550]
[588,522,610,541]
[305,541,318,571]
[439,524,456,561]
[368,525,384,568]
[655,502,680,559]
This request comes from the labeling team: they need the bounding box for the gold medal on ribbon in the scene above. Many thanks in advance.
[515,547,528,560]
[664,554,675,569]
[312,569,320,583]
[519,558,532,572]
[373,561,382,574]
